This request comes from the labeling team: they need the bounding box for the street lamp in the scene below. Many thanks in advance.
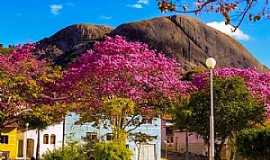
[206,57,216,160]
[24,122,29,160]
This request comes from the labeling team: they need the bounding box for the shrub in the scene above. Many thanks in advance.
[236,127,270,160]
[93,142,133,160]
[42,142,88,160]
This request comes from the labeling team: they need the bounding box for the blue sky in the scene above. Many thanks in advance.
[0,0,269,67]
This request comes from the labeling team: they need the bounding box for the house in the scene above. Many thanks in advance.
[0,122,63,160]
[161,120,231,159]
[65,113,162,160]
[26,122,63,158]
[15,113,161,160]
[161,120,207,155]
[0,123,24,160]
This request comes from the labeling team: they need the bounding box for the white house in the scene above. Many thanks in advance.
[25,123,63,158]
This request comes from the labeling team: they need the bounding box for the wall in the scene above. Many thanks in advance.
[26,122,63,158]
[172,131,207,155]
[0,128,21,159]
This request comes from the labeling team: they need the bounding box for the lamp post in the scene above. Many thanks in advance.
[24,122,29,160]
[206,57,216,160]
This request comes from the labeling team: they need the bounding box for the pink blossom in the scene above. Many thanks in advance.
[60,36,194,107]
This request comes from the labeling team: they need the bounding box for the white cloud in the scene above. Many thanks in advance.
[206,21,250,41]
[127,4,143,9]
[127,0,148,9]
[50,4,63,15]
[138,0,149,4]
[100,16,112,20]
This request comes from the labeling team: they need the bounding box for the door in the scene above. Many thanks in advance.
[139,144,156,160]
[27,139,35,158]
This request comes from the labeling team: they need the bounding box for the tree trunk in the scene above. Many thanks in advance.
[137,143,141,160]
[185,131,189,160]
[228,135,236,160]
[215,139,226,160]
[36,129,40,160]
[230,150,236,160]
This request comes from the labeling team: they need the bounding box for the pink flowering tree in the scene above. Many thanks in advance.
[192,68,270,117]
[0,44,63,130]
[60,35,193,107]
[58,36,194,134]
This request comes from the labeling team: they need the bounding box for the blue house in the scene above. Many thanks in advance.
[65,113,161,160]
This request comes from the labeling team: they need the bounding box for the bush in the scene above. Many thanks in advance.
[236,127,270,160]
[93,142,133,160]
[42,142,88,160]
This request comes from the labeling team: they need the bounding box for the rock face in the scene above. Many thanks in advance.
[111,15,265,71]
[36,16,266,71]
[35,24,112,65]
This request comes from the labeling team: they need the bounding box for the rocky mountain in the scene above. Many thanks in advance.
[35,24,112,65]
[35,15,266,71]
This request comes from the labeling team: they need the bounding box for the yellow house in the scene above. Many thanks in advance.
[0,123,24,160]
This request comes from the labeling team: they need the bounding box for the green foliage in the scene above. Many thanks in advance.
[103,97,135,117]
[79,97,139,142]
[189,77,265,139]
[42,142,88,160]
[0,48,12,55]
[173,77,266,158]
[172,98,191,130]
[93,141,133,160]
[20,108,54,130]
[129,132,157,144]
[236,127,270,160]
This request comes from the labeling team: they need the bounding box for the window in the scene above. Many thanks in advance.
[106,133,113,141]
[86,132,98,141]
[0,135,8,144]
[43,134,49,144]
[142,118,152,124]
[50,134,56,144]
[167,136,174,143]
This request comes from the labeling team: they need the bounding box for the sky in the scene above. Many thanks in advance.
[0,0,269,67]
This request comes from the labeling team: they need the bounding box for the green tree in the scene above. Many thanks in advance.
[80,97,156,160]
[174,77,266,159]
[79,97,149,143]
[93,141,133,160]
[236,127,270,160]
